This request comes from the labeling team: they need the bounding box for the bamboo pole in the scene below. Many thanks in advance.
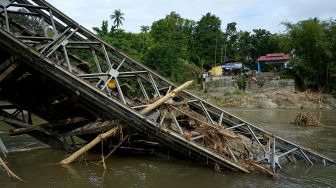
[140,80,193,115]
[0,156,24,182]
[60,127,118,165]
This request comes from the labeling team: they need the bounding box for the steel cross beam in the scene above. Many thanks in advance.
[2,26,256,173]
[18,0,336,166]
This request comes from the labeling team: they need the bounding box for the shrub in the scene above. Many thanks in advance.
[236,75,247,90]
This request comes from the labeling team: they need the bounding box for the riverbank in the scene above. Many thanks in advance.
[191,90,336,109]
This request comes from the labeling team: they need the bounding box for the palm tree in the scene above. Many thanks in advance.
[110,9,125,29]
[140,25,150,34]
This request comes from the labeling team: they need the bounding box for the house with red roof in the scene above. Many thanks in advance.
[256,53,291,79]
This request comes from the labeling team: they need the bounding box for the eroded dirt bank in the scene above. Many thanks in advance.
[192,90,336,109]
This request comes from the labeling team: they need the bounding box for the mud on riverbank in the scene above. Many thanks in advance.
[192,90,336,109]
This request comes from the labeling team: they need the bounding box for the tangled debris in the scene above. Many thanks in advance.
[169,105,274,176]
[291,112,320,126]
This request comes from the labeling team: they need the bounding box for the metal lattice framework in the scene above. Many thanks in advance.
[0,0,334,174]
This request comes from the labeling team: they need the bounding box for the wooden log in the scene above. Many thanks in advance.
[0,156,24,182]
[60,126,118,165]
[140,80,193,114]
[9,117,89,136]
[59,120,121,137]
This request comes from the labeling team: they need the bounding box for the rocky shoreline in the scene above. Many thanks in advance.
[191,90,336,109]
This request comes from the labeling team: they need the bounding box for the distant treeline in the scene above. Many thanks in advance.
[93,12,335,92]
[9,8,335,92]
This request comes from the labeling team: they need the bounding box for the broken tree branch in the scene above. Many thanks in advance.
[99,135,129,164]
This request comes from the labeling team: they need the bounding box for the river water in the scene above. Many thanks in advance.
[1,108,335,188]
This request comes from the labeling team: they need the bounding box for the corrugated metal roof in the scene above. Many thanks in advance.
[257,53,291,62]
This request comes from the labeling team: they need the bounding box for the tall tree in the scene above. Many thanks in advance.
[140,25,150,34]
[144,12,201,82]
[193,13,223,68]
[150,12,190,58]
[110,9,125,29]
[325,20,336,91]
[250,29,274,58]
[140,25,150,58]
[236,31,252,63]
[224,22,238,61]
[93,20,109,36]
[285,19,333,90]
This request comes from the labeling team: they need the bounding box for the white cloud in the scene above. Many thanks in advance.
[46,0,336,33]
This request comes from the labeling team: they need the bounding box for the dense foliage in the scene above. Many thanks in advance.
[284,19,336,91]
[90,11,335,92]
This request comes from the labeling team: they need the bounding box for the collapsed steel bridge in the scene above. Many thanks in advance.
[0,0,333,174]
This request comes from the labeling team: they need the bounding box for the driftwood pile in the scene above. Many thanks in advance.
[292,112,320,126]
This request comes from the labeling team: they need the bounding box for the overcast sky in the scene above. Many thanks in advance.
[47,0,336,34]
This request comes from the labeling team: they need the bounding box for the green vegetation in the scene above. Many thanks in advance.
[8,8,335,91]
[110,9,125,29]
[256,80,265,88]
[236,75,247,90]
[91,10,335,92]
[224,90,242,96]
[284,19,336,91]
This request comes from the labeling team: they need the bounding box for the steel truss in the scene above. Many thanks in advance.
[0,0,333,174]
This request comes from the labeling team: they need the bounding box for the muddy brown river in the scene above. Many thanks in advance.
[1,108,335,188]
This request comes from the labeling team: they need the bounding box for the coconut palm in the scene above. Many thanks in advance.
[140,25,150,34]
[110,9,125,29]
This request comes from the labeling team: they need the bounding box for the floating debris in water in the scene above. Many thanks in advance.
[291,112,320,126]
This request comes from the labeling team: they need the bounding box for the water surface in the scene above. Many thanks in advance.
[1,108,335,188]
